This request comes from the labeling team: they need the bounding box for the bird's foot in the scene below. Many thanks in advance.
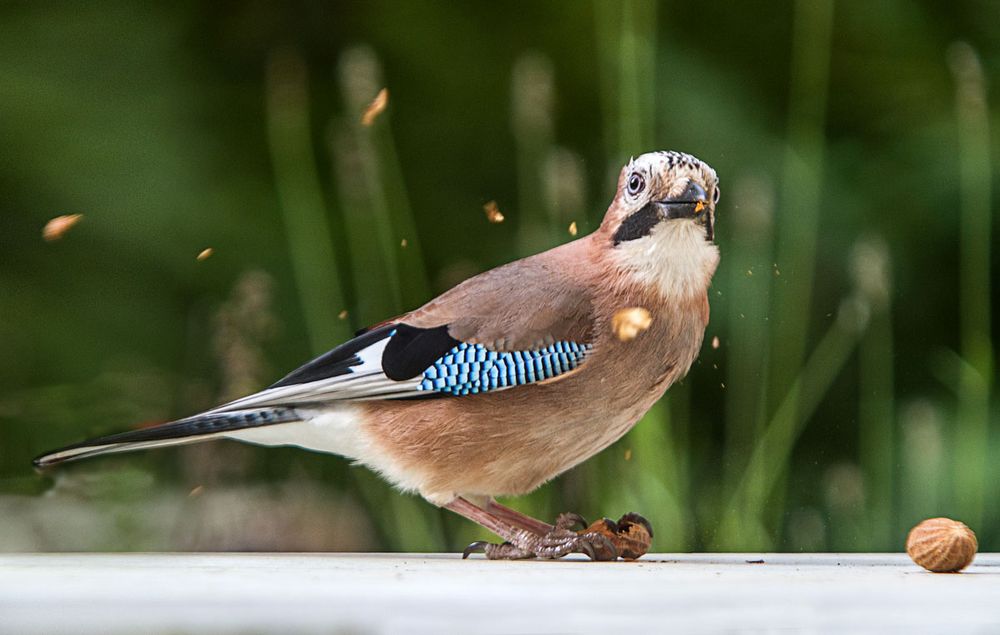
[462,512,621,561]
[463,527,617,561]
[448,497,653,561]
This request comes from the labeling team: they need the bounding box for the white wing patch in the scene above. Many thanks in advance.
[208,337,422,414]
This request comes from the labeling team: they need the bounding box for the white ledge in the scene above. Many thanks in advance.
[1,553,998,633]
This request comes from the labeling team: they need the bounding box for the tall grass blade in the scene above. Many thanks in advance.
[852,237,895,549]
[948,42,993,530]
[767,0,834,408]
[265,48,350,352]
[718,296,868,548]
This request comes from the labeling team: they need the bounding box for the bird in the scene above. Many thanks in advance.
[34,150,720,560]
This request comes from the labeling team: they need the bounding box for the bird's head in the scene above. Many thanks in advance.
[602,150,719,244]
[599,151,721,297]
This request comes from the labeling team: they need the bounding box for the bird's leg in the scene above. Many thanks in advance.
[485,499,553,535]
[446,497,617,561]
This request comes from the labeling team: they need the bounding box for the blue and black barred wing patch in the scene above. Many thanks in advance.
[417,341,591,396]
[205,323,590,412]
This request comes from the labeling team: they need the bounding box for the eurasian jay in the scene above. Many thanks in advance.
[35,150,720,560]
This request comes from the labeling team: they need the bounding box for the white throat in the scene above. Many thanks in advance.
[612,221,720,299]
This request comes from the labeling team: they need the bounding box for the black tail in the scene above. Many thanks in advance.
[33,407,301,468]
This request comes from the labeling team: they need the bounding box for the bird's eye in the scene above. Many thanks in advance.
[713,186,721,205]
[627,173,645,196]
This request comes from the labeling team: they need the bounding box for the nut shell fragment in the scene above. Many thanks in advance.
[483,200,504,223]
[43,214,83,241]
[906,517,977,573]
[612,307,652,341]
[360,88,388,126]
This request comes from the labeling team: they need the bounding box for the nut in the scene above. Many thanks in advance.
[906,517,977,572]
[580,513,653,560]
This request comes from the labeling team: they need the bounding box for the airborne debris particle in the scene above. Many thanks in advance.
[400,238,408,248]
[624,448,632,461]
[337,310,349,320]
[612,307,652,342]
[188,485,204,497]
[483,200,505,223]
[43,214,83,241]
[197,248,214,261]
[360,88,389,126]
[711,335,720,349]
[568,221,578,236]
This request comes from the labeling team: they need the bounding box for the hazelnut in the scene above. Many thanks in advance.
[906,517,977,573]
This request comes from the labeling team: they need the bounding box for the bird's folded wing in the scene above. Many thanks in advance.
[403,257,595,350]
[208,261,596,412]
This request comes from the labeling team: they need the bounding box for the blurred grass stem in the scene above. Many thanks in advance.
[948,42,993,529]
[265,49,350,353]
[768,0,834,408]
[722,297,867,547]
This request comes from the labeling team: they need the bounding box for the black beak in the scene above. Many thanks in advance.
[655,181,709,220]
[654,180,713,242]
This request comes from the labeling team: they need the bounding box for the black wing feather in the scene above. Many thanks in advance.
[270,325,396,388]
[382,324,459,380]
[269,323,460,388]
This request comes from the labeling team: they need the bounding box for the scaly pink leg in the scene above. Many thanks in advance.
[486,499,555,535]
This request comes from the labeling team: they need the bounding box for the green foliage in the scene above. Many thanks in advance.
[0,0,997,553]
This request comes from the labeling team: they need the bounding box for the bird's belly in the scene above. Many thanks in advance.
[224,406,369,459]
[359,376,672,502]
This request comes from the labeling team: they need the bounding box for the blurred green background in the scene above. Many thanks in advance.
[1,0,997,553]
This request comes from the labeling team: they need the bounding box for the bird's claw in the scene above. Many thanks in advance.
[574,531,618,561]
[462,541,490,559]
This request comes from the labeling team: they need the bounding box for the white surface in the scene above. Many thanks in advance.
[1,552,998,634]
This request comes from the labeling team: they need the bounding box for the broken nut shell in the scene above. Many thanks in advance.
[579,513,653,560]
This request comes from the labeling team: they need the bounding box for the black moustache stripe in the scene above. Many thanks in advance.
[612,201,708,245]
[612,203,662,245]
